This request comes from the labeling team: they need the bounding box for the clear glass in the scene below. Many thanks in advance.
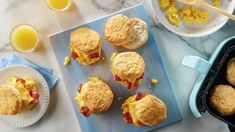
[46,0,72,12]
[9,24,39,53]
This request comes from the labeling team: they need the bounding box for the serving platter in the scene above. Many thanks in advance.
[49,4,182,132]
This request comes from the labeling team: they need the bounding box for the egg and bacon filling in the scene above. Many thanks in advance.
[121,92,148,127]
[70,46,101,64]
[7,77,39,112]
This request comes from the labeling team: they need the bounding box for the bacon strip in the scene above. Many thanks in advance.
[89,52,99,59]
[135,91,145,101]
[78,84,83,93]
[71,50,79,60]
[123,112,133,124]
[80,107,91,117]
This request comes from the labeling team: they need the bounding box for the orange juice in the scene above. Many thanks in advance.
[46,0,71,11]
[10,24,39,53]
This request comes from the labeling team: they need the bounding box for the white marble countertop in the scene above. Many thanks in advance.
[0,0,234,132]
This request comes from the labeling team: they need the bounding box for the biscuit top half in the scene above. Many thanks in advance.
[0,85,22,115]
[79,78,114,112]
[105,14,131,44]
[70,27,102,53]
[111,52,145,82]
[134,95,167,126]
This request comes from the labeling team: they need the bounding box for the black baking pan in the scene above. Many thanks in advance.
[182,36,235,131]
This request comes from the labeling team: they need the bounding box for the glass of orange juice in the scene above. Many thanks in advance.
[9,24,39,53]
[46,0,72,11]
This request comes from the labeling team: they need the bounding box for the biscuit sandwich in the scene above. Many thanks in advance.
[111,52,145,90]
[121,92,167,127]
[70,27,102,65]
[0,77,40,115]
[75,77,114,117]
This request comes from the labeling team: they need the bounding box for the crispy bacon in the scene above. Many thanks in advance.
[123,112,133,124]
[89,52,99,59]
[80,107,91,117]
[16,78,26,87]
[114,73,144,90]
[135,91,144,101]
[126,81,132,89]
[31,91,40,104]
[78,84,83,93]
[114,75,122,81]
[71,50,79,60]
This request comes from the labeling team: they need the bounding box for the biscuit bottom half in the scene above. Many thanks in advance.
[70,47,101,65]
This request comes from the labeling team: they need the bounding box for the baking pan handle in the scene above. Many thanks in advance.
[182,55,211,74]
[228,125,235,132]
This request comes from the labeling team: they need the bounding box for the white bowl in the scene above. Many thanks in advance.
[0,65,50,128]
[150,0,235,37]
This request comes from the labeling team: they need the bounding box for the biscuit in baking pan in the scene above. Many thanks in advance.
[210,85,235,116]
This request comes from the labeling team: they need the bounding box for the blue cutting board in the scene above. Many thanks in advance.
[49,4,182,132]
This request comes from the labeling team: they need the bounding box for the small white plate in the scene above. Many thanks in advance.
[0,65,50,128]
[151,0,235,37]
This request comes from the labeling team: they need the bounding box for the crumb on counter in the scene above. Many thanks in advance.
[64,56,71,66]
[151,79,158,86]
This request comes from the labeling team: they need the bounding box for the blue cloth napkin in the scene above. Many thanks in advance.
[0,55,58,91]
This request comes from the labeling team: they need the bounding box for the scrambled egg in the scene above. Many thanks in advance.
[110,53,118,62]
[166,2,180,26]
[151,79,158,86]
[7,77,37,112]
[179,6,210,24]
[213,0,220,7]
[121,96,142,127]
[64,56,71,66]
[159,0,220,26]
[159,0,171,10]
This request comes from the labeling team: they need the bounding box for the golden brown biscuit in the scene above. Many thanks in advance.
[226,57,235,86]
[122,18,148,49]
[111,52,145,90]
[210,85,235,116]
[70,27,102,53]
[135,95,167,126]
[0,85,22,115]
[105,14,131,46]
[70,27,102,65]
[75,77,114,117]
[121,92,167,127]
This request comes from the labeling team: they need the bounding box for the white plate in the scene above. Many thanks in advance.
[151,0,235,37]
[0,65,50,128]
